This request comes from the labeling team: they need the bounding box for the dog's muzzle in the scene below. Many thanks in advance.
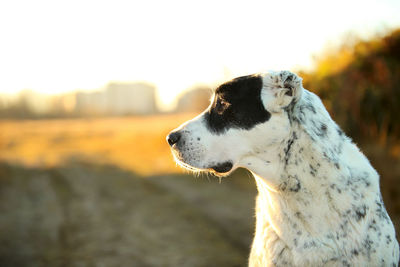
[167,130,233,174]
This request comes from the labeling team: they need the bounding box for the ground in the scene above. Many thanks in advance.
[0,162,256,267]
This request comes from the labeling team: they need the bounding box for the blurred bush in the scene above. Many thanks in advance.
[300,29,400,151]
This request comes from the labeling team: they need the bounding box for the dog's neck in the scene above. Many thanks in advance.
[247,91,379,265]
[247,130,339,265]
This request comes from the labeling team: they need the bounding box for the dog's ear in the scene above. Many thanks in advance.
[261,71,303,112]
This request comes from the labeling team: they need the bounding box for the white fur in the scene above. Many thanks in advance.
[169,71,399,266]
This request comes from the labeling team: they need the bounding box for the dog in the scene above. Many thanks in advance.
[167,71,399,266]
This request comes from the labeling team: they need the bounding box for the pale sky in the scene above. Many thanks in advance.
[0,0,399,110]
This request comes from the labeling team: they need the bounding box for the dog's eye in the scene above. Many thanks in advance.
[219,99,227,106]
[215,98,229,114]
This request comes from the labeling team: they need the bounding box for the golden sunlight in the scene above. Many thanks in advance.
[1,0,399,111]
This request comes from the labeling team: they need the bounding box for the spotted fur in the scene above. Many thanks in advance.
[167,71,399,266]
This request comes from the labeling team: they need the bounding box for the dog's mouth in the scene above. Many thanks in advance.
[173,153,234,176]
[168,139,234,175]
[210,162,233,174]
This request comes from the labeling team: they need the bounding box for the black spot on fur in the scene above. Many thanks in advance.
[284,132,297,166]
[320,123,327,132]
[310,120,328,138]
[363,235,374,256]
[305,103,316,114]
[309,164,317,177]
[303,240,317,249]
[375,195,391,223]
[290,181,301,192]
[205,75,271,134]
[386,235,392,245]
[342,260,351,267]
[355,205,367,221]
[368,219,380,232]
[279,175,301,193]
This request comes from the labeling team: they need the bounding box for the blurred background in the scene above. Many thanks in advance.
[0,0,400,266]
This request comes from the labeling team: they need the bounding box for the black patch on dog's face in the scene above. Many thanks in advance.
[205,75,271,134]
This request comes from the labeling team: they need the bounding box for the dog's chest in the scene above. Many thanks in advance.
[249,181,399,267]
[250,196,293,266]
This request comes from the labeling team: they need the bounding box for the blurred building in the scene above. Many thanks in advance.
[18,90,53,114]
[75,91,108,115]
[105,82,157,115]
[176,87,212,113]
[75,82,157,115]
[0,82,158,118]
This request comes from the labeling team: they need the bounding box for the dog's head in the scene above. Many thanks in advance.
[167,71,303,176]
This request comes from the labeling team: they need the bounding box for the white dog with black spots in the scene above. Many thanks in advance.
[167,71,399,266]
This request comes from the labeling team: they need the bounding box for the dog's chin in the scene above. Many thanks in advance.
[174,157,234,177]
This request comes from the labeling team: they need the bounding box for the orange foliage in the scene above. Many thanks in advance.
[302,28,400,152]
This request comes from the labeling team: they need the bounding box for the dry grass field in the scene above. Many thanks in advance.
[0,113,197,176]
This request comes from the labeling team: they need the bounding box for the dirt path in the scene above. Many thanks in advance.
[0,162,257,267]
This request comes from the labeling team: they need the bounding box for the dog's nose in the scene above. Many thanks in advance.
[167,131,181,146]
